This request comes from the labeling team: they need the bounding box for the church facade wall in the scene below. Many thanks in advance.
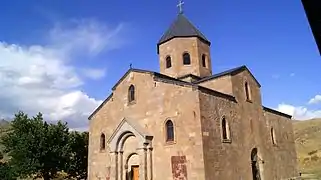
[262,110,299,179]
[232,70,298,179]
[199,92,244,179]
[198,70,299,180]
[88,72,207,180]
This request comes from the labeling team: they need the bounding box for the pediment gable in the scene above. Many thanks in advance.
[111,68,155,91]
[108,118,153,152]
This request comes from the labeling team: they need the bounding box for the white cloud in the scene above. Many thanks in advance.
[81,68,106,80]
[0,19,126,130]
[277,103,321,120]
[48,19,126,57]
[308,95,321,104]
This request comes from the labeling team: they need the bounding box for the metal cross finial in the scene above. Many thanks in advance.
[129,63,132,69]
[177,0,184,14]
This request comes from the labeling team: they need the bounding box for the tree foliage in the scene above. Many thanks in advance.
[0,111,88,180]
[0,161,17,180]
[0,151,17,180]
[66,131,89,180]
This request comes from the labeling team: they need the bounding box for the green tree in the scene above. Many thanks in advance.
[0,152,17,180]
[0,162,17,180]
[1,111,70,180]
[67,131,89,180]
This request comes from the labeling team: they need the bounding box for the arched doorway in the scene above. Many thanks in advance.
[107,118,154,180]
[251,148,261,180]
[126,153,139,180]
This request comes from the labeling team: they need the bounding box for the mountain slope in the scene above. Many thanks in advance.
[293,118,321,178]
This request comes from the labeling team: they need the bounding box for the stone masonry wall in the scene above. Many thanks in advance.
[199,92,244,179]
[199,69,298,180]
[88,71,206,180]
[158,37,212,78]
[263,110,299,179]
[231,70,298,180]
[198,75,233,95]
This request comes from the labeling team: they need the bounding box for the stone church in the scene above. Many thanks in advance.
[88,10,299,180]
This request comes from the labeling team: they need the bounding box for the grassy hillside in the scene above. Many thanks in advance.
[293,118,321,178]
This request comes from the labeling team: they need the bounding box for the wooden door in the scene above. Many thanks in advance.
[132,166,139,180]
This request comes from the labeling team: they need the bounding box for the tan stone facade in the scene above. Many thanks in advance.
[87,13,299,180]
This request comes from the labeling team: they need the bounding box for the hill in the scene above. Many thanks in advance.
[0,119,9,127]
[293,118,321,178]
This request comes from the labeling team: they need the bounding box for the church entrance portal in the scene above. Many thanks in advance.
[107,118,153,180]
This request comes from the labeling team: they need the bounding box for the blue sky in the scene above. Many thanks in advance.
[0,0,320,129]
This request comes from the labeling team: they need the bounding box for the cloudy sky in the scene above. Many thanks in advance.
[0,0,320,130]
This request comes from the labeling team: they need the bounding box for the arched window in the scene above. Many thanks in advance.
[271,128,276,145]
[251,148,261,180]
[202,54,206,67]
[128,85,135,103]
[166,56,172,68]
[245,82,251,101]
[221,117,229,140]
[183,52,191,65]
[165,120,174,142]
[100,133,106,150]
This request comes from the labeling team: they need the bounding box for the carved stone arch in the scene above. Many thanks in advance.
[107,118,152,152]
[126,152,138,164]
[116,131,136,152]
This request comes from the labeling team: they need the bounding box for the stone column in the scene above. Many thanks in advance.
[137,147,148,180]
[119,151,124,180]
[124,164,129,180]
[110,152,118,180]
[148,147,153,180]
[144,147,148,180]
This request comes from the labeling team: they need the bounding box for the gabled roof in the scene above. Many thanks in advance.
[111,68,193,91]
[194,65,261,87]
[301,0,321,55]
[263,106,292,119]
[157,13,210,53]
